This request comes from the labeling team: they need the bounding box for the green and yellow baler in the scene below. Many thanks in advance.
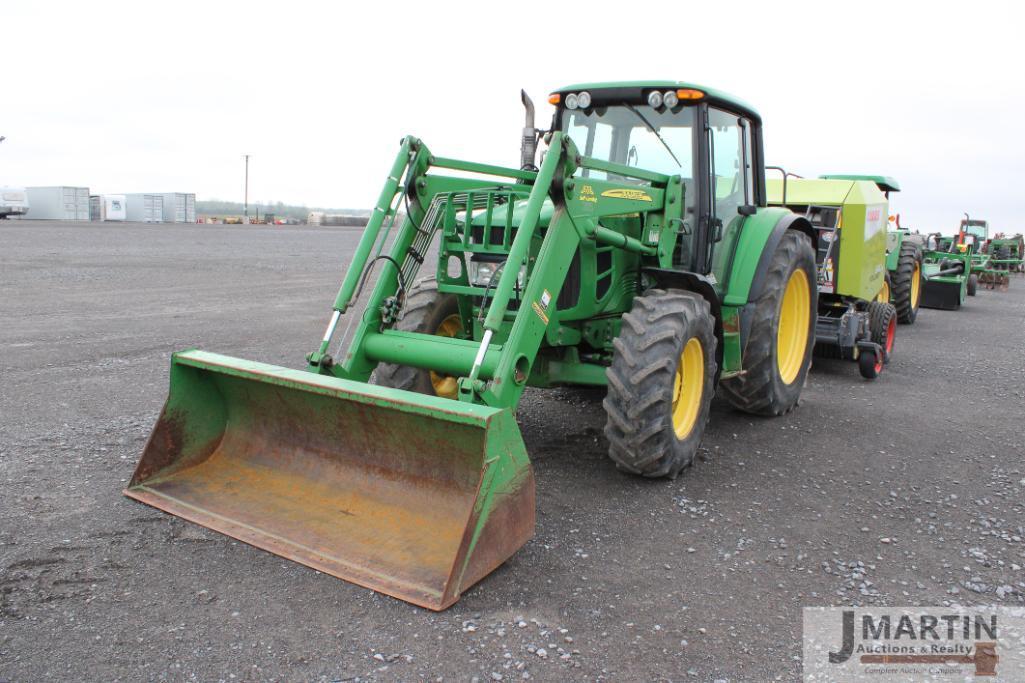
[768,175,897,379]
[125,82,820,610]
[818,175,923,324]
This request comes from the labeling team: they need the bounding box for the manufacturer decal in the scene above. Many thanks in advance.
[601,188,652,202]
[532,289,552,325]
[579,184,597,203]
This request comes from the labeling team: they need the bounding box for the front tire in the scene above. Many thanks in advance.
[372,277,465,399]
[719,230,817,416]
[604,289,717,479]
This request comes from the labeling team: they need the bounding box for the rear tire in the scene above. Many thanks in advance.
[603,289,717,479]
[891,241,922,324]
[372,277,465,399]
[967,273,978,296]
[719,230,817,416]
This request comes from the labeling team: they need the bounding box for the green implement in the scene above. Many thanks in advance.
[767,174,897,379]
[127,82,818,609]
[920,235,972,310]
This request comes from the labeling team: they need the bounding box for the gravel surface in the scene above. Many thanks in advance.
[2,221,1023,681]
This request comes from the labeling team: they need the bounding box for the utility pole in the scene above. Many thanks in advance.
[243,154,250,222]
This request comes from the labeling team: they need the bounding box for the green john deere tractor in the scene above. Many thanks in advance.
[817,175,923,324]
[956,215,1008,291]
[125,82,818,610]
[767,174,898,379]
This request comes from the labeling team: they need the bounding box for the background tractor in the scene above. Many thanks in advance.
[767,174,897,379]
[125,82,818,610]
[956,215,1009,291]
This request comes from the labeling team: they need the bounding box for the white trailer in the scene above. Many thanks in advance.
[89,194,127,221]
[124,193,164,223]
[24,186,90,220]
[160,193,196,223]
[0,187,30,218]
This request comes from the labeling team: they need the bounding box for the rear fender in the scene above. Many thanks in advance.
[723,210,815,349]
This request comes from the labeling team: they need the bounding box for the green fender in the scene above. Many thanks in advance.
[721,208,815,349]
[723,208,814,305]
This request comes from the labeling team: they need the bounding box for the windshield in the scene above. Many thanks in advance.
[560,105,696,181]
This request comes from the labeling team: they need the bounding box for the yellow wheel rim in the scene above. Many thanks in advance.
[776,269,811,385]
[429,314,462,399]
[876,278,890,303]
[671,337,704,440]
[910,262,921,308]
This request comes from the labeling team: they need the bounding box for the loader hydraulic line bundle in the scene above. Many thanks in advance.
[125,82,818,610]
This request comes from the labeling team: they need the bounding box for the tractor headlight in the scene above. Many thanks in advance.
[564,93,579,110]
[468,259,528,289]
[662,90,679,108]
[576,91,591,109]
[647,90,663,108]
[469,260,498,286]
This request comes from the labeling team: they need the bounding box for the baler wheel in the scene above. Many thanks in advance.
[867,302,897,363]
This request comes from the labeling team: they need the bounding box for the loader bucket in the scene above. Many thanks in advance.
[125,350,534,610]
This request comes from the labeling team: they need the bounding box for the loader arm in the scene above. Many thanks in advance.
[310,132,680,411]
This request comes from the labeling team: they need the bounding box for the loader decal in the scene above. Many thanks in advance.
[601,188,653,202]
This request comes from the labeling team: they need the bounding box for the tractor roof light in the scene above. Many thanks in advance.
[647,91,663,108]
[565,93,579,110]
[576,91,591,109]
[548,93,561,105]
[676,88,705,101]
[662,90,679,108]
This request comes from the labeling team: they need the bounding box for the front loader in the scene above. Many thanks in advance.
[125,82,818,610]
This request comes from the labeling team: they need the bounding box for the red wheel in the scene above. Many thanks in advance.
[858,349,881,380]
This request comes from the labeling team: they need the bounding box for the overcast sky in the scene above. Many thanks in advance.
[4,1,1023,233]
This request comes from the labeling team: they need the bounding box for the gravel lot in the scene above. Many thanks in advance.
[2,221,1023,682]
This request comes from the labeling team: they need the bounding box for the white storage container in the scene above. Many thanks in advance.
[160,193,196,223]
[90,194,127,221]
[124,193,164,223]
[24,186,90,220]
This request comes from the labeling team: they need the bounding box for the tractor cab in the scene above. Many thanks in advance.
[549,82,765,288]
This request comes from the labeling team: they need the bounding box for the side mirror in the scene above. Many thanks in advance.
[738,204,756,216]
